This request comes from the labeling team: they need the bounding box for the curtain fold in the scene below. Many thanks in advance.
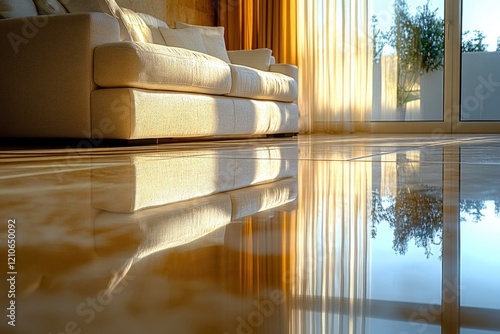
[218,0,297,64]
[292,138,371,333]
[297,0,372,133]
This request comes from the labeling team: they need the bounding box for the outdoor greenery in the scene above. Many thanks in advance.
[372,0,492,112]
[371,188,497,258]
[384,0,445,109]
[462,30,488,52]
[460,199,486,222]
[370,153,498,259]
[371,180,443,258]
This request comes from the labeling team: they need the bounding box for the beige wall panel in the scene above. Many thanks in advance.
[116,0,215,28]
[166,0,215,27]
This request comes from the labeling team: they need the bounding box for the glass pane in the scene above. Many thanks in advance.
[461,0,500,121]
[368,149,443,332]
[372,0,444,121]
[460,152,500,333]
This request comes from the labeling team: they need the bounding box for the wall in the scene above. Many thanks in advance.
[117,0,216,27]
[166,0,216,27]
[117,0,167,22]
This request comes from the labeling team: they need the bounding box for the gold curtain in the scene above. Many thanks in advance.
[297,0,372,133]
[219,0,373,132]
[218,0,298,64]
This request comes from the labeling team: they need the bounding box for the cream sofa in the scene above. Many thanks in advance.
[0,0,299,140]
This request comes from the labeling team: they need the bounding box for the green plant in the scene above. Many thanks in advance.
[372,0,444,109]
[374,0,488,112]
[462,30,488,52]
[388,0,445,109]
[416,3,445,72]
[391,0,422,108]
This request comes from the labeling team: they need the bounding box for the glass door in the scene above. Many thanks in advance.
[371,0,450,133]
[455,0,500,132]
[370,0,500,134]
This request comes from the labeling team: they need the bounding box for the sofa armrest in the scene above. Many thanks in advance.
[270,64,298,82]
[0,13,120,138]
[227,48,273,71]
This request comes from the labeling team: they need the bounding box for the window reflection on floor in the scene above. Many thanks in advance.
[460,164,500,312]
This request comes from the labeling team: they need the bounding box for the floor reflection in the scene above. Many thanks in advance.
[0,135,499,334]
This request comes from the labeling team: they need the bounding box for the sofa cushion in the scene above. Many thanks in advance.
[136,11,167,45]
[175,21,231,63]
[94,42,232,95]
[98,0,153,42]
[226,64,298,102]
[0,0,38,18]
[118,6,153,43]
[159,27,207,54]
[60,0,152,42]
[34,0,68,14]
[59,0,102,12]
[227,49,273,72]
[135,11,168,28]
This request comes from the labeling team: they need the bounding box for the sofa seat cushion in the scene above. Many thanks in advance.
[94,42,232,95]
[226,64,298,102]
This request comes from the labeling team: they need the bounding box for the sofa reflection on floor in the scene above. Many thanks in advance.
[90,143,298,291]
[94,178,298,292]
[91,144,298,212]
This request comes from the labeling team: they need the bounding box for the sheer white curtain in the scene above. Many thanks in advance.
[297,0,372,133]
[292,138,371,333]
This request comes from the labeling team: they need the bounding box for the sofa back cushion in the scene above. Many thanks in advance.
[34,0,67,14]
[136,11,168,45]
[159,27,207,54]
[58,0,101,12]
[59,0,153,43]
[136,11,168,28]
[0,0,38,19]
[175,21,231,63]
[118,6,153,43]
[116,0,166,24]
[227,49,273,72]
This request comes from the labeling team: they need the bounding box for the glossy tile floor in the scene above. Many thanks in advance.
[0,134,499,334]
